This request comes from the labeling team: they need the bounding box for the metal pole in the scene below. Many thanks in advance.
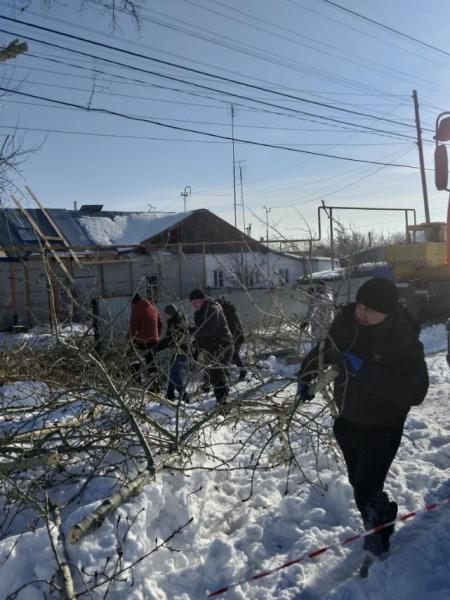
[181,186,191,212]
[329,208,335,271]
[202,241,207,289]
[231,104,237,228]
[263,206,271,279]
[239,163,246,231]
[413,90,430,223]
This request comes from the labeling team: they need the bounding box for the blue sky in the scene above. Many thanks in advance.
[1,0,449,243]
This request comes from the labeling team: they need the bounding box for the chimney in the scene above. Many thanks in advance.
[73,201,78,210]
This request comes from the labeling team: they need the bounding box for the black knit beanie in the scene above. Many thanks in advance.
[356,277,399,315]
[164,304,178,317]
[189,289,206,301]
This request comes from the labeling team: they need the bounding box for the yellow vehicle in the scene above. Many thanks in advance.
[385,222,447,280]
[385,221,449,321]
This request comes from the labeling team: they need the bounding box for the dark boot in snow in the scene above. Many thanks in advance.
[238,369,248,381]
[362,491,397,556]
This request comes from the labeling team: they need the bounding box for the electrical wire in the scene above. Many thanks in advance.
[0,25,424,142]
[0,84,427,170]
[0,14,425,130]
[317,0,450,59]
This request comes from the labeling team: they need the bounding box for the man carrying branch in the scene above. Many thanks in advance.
[297,277,429,574]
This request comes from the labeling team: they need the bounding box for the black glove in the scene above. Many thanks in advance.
[297,381,315,402]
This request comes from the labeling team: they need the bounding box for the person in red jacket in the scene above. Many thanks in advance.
[129,293,162,390]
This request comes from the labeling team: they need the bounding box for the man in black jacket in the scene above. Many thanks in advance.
[298,277,429,566]
[189,289,234,404]
[155,304,190,403]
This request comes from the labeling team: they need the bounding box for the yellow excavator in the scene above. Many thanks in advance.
[383,111,450,323]
[385,221,448,281]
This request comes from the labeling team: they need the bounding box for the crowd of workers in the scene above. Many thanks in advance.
[128,277,429,569]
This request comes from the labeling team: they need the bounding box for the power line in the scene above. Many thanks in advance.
[0,14,424,130]
[268,146,417,210]
[182,0,447,102]
[0,84,426,169]
[17,52,423,142]
[318,0,450,59]
[0,26,422,142]
[2,77,426,140]
[0,124,226,143]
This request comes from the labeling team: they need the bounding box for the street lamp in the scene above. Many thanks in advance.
[180,186,191,212]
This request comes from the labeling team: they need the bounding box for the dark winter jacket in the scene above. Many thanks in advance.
[192,298,233,356]
[155,311,190,358]
[299,303,429,428]
[129,298,162,345]
[215,297,245,345]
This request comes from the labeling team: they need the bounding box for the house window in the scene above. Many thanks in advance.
[213,269,224,287]
[278,268,289,284]
[146,274,159,302]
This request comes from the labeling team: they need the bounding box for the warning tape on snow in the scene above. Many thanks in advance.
[207,495,450,597]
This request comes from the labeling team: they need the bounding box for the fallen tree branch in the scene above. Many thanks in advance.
[68,468,153,544]
[0,450,59,474]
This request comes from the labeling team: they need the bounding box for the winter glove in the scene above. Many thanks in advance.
[297,381,315,402]
[341,351,363,374]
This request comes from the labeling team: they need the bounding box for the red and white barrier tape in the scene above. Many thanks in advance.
[207,495,450,597]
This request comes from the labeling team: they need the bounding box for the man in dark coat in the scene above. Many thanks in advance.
[216,297,247,381]
[298,277,429,565]
[189,289,234,404]
[155,304,190,403]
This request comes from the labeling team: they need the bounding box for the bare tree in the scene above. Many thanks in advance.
[15,0,144,28]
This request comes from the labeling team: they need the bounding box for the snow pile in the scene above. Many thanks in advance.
[78,211,192,245]
[420,322,447,354]
[0,324,88,351]
[0,324,449,599]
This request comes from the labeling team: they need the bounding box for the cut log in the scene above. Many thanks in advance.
[68,469,152,544]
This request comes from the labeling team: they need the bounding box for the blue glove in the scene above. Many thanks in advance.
[297,381,315,402]
[341,352,363,374]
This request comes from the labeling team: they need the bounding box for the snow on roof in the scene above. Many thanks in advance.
[77,211,192,246]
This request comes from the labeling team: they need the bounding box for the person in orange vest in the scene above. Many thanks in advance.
[129,293,162,390]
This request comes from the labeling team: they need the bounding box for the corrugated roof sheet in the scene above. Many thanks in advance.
[0,208,193,252]
[0,207,91,252]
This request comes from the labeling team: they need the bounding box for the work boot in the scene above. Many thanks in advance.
[362,491,397,555]
[238,369,248,381]
[215,385,230,405]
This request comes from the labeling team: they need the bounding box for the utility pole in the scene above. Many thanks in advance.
[413,89,430,224]
[321,201,335,270]
[263,206,271,247]
[263,206,271,278]
[180,185,191,212]
[231,104,237,228]
[237,160,246,231]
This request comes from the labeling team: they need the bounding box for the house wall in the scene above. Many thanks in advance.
[0,259,72,329]
[0,249,344,332]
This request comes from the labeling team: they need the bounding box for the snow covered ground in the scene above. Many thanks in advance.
[0,323,449,599]
[0,324,88,352]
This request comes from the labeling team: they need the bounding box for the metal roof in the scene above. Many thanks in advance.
[0,208,91,253]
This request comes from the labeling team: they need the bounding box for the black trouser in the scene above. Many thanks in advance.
[205,345,233,403]
[232,342,244,369]
[333,418,403,553]
[131,342,159,391]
